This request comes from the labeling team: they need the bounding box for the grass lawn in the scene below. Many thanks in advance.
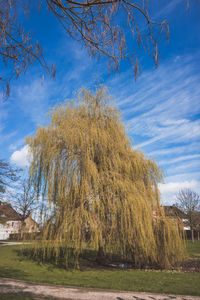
[0,242,200,297]
[186,240,200,258]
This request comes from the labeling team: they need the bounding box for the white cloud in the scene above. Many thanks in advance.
[158,180,200,205]
[158,180,199,195]
[10,145,31,167]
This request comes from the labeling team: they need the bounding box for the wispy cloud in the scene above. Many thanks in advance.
[12,78,54,125]
[164,172,200,183]
[159,154,200,165]
[111,55,200,149]
[8,40,103,129]
[153,0,185,19]
[107,52,200,203]
[166,160,200,175]
[9,136,27,151]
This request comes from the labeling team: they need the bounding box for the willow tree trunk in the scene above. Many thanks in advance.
[96,246,107,265]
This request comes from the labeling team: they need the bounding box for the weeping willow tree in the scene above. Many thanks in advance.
[26,87,185,269]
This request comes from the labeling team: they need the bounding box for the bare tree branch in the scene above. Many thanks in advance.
[6,179,37,221]
[1,0,171,97]
[0,159,20,196]
[176,188,200,231]
[0,0,55,98]
[47,0,169,77]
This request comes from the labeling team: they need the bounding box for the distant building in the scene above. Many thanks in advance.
[0,201,39,240]
[23,214,39,233]
[163,205,189,230]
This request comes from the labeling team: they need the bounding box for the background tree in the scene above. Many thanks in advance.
[0,159,19,198]
[0,0,169,97]
[176,189,200,242]
[7,179,37,221]
[26,86,185,269]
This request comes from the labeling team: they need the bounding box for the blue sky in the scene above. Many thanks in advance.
[0,0,200,204]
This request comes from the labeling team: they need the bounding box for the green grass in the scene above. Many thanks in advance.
[186,240,200,258]
[0,244,200,296]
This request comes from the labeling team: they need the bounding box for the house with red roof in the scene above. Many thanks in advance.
[0,201,39,240]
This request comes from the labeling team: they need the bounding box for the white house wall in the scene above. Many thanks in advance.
[0,221,21,240]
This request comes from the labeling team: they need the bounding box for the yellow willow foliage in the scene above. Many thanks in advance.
[26,87,185,268]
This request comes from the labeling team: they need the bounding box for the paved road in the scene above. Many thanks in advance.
[0,278,199,300]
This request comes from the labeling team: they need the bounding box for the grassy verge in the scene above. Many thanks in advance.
[186,240,200,258]
[0,243,200,296]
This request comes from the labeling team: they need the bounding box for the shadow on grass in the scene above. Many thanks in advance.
[15,246,121,271]
[0,266,29,279]
[15,242,200,273]
[15,245,167,272]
